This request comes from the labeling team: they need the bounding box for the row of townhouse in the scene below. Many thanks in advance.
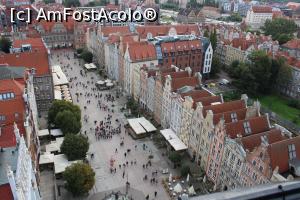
[137,60,300,191]
[215,34,279,66]
[0,69,42,199]
[87,24,213,94]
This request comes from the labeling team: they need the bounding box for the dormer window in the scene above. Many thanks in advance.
[231,112,238,122]
[243,121,251,135]
[288,144,296,160]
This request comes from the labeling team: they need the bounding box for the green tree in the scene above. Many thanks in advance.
[169,152,182,164]
[61,134,89,161]
[76,48,83,54]
[48,100,81,126]
[248,50,273,94]
[55,110,82,134]
[63,0,80,7]
[204,29,209,38]
[209,28,217,51]
[262,18,297,44]
[210,56,221,76]
[43,0,55,3]
[63,162,95,197]
[80,50,93,63]
[229,13,242,22]
[276,61,292,88]
[180,165,190,177]
[0,37,11,53]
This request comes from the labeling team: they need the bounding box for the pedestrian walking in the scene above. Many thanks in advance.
[154,191,157,197]
[145,194,149,200]
[122,171,125,178]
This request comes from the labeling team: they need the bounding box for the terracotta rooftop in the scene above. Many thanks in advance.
[171,76,199,91]
[241,129,287,152]
[12,37,46,51]
[268,136,300,173]
[0,184,13,200]
[0,79,26,147]
[181,89,211,99]
[282,39,300,50]
[203,100,246,116]
[194,95,222,108]
[136,24,200,39]
[128,42,156,62]
[161,39,202,53]
[225,116,270,139]
[252,6,273,13]
[102,26,131,37]
[0,51,50,76]
[213,108,248,125]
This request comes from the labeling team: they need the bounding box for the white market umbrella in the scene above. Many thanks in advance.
[97,80,105,85]
[105,79,111,83]
[174,183,183,193]
[106,82,113,87]
[188,185,196,195]
[169,173,173,182]
[181,193,189,200]
[186,173,190,182]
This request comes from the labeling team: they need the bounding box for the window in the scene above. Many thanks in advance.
[0,115,5,121]
[252,160,256,166]
[231,112,238,122]
[259,166,263,172]
[288,144,296,160]
[237,159,241,166]
[0,92,15,100]
[14,113,19,119]
[243,121,252,134]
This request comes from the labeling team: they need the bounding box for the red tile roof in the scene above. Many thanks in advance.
[252,6,273,13]
[102,26,131,37]
[193,95,222,108]
[37,17,74,33]
[241,129,287,152]
[0,125,17,148]
[136,24,200,39]
[171,76,199,91]
[128,42,156,62]
[203,100,246,116]
[225,116,270,139]
[12,37,46,51]
[0,51,50,76]
[282,39,300,49]
[268,136,300,173]
[161,39,202,53]
[213,108,248,125]
[0,184,13,200]
[0,79,26,147]
[181,89,211,99]
[231,38,255,51]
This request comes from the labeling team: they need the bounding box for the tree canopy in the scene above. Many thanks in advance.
[210,56,221,77]
[63,0,80,7]
[169,151,182,163]
[262,18,298,44]
[0,37,11,53]
[86,0,107,6]
[228,50,292,97]
[63,162,95,196]
[61,134,89,161]
[80,49,93,63]
[55,110,82,134]
[48,100,81,134]
[209,28,217,51]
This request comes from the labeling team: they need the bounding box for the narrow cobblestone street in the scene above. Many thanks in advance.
[50,50,176,200]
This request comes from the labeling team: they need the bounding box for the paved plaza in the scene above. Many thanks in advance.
[50,50,177,200]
